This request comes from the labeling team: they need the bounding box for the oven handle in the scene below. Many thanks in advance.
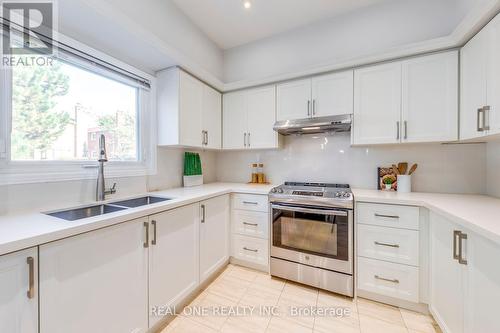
[271,204,348,216]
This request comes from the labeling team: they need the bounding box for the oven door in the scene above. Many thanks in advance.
[271,203,353,274]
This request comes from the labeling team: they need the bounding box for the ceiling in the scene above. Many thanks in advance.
[170,0,394,49]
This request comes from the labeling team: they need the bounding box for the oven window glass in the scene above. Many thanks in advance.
[272,206,349,260]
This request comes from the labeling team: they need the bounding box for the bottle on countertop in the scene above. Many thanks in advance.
[257,163,265,184]
[251,163,258,183]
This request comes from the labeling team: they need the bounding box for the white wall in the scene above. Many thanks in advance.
[223,0,476,84]
[0,148,216,215]
[216,134,487,194]
[487,141,500,198]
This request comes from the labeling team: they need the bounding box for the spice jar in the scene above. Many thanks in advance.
[251,163,258,183]
[257,163,265,183]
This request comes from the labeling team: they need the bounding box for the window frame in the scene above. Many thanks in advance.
[0,33,157,186]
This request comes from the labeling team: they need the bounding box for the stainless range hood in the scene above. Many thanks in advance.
[273,114,352,135]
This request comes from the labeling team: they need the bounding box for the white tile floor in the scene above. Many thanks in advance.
[162,264,441,333]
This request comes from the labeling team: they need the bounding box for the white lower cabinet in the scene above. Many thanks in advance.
[230,193,270,271]
[148,204,200,327]
[39,218,149,333]
[199,195,230,282]
[0,247,38,333]
[430,211,500,333]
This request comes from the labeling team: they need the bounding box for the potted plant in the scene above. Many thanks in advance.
[383,177,394,190]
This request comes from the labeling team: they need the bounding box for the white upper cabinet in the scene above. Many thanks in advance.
[157,68,222,148]
[353,62,402,145]
[461,13,500,140]
[223,90,248,149]
[223,85,280,150]
[311,71,354,117]
[353,51,458,145]
[246,86,279,149]
[277,79,312,121]
[0,248,38,333]
[277,71,354,121]
[402,51,458,143]
[202,85,222,149]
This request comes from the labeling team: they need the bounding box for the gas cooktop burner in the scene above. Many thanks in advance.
[269,182,353,209]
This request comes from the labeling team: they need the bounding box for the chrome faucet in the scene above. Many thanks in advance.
[96,134,117,201]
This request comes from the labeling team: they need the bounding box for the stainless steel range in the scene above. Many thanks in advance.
[269,182,354,297]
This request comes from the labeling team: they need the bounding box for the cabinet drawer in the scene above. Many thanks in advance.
[232,194,269,212]
[232,210,269,239]
[232,235,269,267]
[357,256,419,303]
[357,202,419,230]
[358,224,419,266]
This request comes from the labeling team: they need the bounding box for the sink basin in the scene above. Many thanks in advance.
[110,196,171,208]
[47,204,127,221]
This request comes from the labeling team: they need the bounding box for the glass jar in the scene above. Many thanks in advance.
[251,163,258,183]
[257,163,265,183]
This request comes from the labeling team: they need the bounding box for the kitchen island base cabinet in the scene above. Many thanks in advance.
[200,195,230,282]
[39,218,149,333]
[149,204,200,328]
[0,247,38,333]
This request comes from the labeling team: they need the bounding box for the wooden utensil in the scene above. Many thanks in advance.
[408,163,418,175]
[398,162,408,175]
[392,164,400,175]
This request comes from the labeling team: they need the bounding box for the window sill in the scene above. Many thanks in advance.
[0,162,156,186]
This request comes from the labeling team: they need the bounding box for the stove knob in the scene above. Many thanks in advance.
[335,192,341,198]
[343,192,351,198]
[277,188,284,194]
[271,188,277,193]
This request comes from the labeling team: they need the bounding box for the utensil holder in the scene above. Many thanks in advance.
[183,175,203,187]
[397,175,412,193]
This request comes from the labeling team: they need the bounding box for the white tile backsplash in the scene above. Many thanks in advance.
[216,133,487,194]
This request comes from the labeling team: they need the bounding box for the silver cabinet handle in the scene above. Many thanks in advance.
[248,133,251,147]
[201,130,206,145]
[244,133,247,147]
[453,230,460,260]
[396,121,400,140]
[404,121,408,140]
[458,232,468,265]
[374,275,399,284]
[243,222,258,227]
[243,201,259,205]
[27,257,34,299]
[374,213,399,219]
[243,247,258,253]
[307,100,311,116]
[143,222,149,248]
[374,241,400,248]
[272,203,348,216]
[483,105,491,131]
[201,204,206,223]
[477,108,484,132]
[151,220,157,246]
[312,99,316,116]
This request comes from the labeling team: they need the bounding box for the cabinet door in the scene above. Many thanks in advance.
[247,86,279,149]
[200,195,230,282]
[0,248,38,333]
[277,79,311,121]
[311,71,354,117]
[223,91,247,149]
[179,71,204,147]
[202,85,222,149]
[353,62,402,145]
[461,29,488,140]
[402,51,458,143]
[463,231,500,333]
[149,204,199,327]
[486,14,500,136]
[429,212,464,333]
[40,218,149,333]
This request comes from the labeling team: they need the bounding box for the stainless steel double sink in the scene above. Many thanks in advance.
[46,196,172,221]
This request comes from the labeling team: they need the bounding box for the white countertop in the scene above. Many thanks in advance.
[353,189,500,245]
[1,182,500,257]
[0,182,274,256]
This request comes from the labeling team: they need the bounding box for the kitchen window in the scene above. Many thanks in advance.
[0,27,156,185]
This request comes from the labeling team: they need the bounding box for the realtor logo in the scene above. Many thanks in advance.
[1,1,55,55]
